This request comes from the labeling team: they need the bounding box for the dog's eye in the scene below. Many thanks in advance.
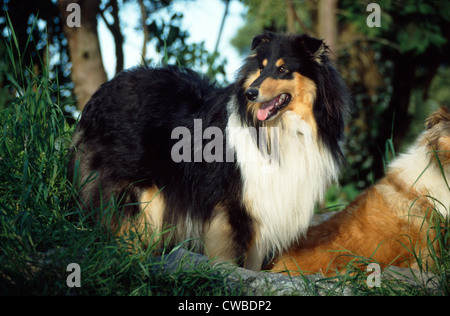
[278,65,287,73]
[259,64,265,70]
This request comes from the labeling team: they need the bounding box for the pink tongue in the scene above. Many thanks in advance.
[257,98,277,121]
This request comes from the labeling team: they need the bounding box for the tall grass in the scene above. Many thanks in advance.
[0,20,238,296]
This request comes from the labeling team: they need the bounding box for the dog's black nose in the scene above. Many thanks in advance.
[245,89,259,101]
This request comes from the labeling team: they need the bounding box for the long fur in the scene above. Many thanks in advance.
[70,32,350,271]
[270,107,450,275]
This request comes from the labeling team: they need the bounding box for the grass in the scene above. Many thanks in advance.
[0,22,241,296]
[1,21,448,296]
[279,220,450,296]
[0,55,237,294]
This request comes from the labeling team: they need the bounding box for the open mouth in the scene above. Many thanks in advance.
[256,93,291,121]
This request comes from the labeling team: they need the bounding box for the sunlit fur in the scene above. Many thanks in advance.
[70,32,350,271]
[227,105,339,268]
[270,107,450,275]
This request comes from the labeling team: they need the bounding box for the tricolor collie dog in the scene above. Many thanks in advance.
[270,107,450,275]
[70,32,350,271]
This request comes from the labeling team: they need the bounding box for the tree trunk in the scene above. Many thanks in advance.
[100,0,124,75]
[138,0,149,65]
[58,0,108,111]
[286,0,296,34]
[317,0,337,59]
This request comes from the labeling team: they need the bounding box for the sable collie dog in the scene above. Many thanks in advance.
[271,107,450,275]
[70,32,350,271]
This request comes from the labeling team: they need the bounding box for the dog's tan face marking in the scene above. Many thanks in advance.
[275,59,285,67]
[244,70,260,91]
[284,73,318,132]
[246,69,318,133]
[259,59,268,76]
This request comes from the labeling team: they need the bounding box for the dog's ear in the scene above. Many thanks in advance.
[424,107,450,165]
[297,35,329,64]
[426,107,450,129]
[251,32,274,50]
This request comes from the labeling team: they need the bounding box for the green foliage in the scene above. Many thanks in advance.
[0,19,237,296]
[232,0,450,193]
[0,0,229,112]
[339,0,450,190]
[1,3,449,297]
[146,12,227,82]
[0,20,75,294]
[342,0,449,54]
[0,0,72,112]
[231,0,313,55]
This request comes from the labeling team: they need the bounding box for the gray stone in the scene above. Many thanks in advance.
[160,248,354,295]
[382,266,440,292]
[159,248,443,296]
[216,264,353,296]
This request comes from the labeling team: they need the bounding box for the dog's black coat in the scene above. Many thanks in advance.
[71,32,351,267]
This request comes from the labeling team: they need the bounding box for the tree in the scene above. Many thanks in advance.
[232,0,450,190]
[99,0,124,74]
[317,0,337,59]
[1,0,228,112]
[0,0,72,111]
[341,0,450,182]
[58,0,108,110]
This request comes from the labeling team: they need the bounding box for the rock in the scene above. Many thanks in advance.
[382,266,441,293]
[158,248,443,296]
[217,264,352,296]
[28,246,443,295]
[156,247,211,273]
[159,248,353,295]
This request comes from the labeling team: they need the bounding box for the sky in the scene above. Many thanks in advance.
[98,0,247,82]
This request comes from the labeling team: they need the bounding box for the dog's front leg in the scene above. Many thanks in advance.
[244,245,264,271]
